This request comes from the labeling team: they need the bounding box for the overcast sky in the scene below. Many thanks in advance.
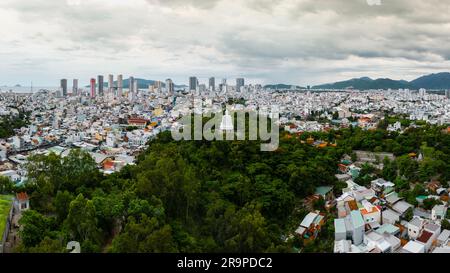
[1,0,450,86]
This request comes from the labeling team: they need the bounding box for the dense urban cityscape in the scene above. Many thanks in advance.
[1,2,450,269]
[0,74,449,254]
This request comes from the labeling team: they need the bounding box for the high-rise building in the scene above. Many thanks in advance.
[419,88,426,97]
[199,84,206,94]
[108,74,114,93]
[90,78,96,98]
[166,79,174,95]
[72,79,78,95]
[236,78,245,92]
[117,75,123,96]
[129,77,135,93]
[189,77,198,92]
[209,77,215,92]
[98,75,104,96]
[133,79,139,92]
[60,79,68,97]
[154,81,162,93]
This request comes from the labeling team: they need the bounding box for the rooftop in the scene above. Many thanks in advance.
[350,210,365,228]
[315,186,333,197]
[417,230,433,243]
[16,192,29,202]
[300,212,319,228]
[376,224,400,235]
[335,218,346,233]
[403,241,425,253]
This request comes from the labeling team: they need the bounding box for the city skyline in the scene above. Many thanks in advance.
[2,0,450,86]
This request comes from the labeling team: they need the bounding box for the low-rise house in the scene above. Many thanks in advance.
[295,211,325,240]
[353,188,376,202]
[336,197,358,218]
[382,209,401,225]
[375,224,401,236]
[385,191,402,206]
[408,217,426,240]
[416,230,435,253]
[360,200,382,224]
[414,207,432,220]
[13,192,30,212]
[371,178,395,195]
[334,210,365,246]
[402,240,426,253]
[418,223,441,252]
[437,230,450,247]
[333,240,352,253]
[431,205,447,221]
[314,186,334,202]
[335,173,351,182]
[392,200,414,217]
[364,231,401,253]
[432,247,450,253]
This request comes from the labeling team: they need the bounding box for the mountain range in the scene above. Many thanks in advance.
[311,72,450,90]
[263,84,306,90]
[83,72,450,91]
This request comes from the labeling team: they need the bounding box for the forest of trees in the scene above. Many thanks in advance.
[9,122,450,253]
[0,110,30,139]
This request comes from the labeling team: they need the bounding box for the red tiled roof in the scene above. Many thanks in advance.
[16,192,29,202]
[128,118,148,125]
[417,230,433,243]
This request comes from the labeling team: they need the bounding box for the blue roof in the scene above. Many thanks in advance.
[315,186,333,197]
[376,224,400,235]
[350,210,364,228]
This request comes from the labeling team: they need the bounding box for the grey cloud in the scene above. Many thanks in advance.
[2,0,450,85]
[146,0,220,9]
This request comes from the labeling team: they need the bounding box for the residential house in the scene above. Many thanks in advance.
[314,186,334,202]
[371,178,395,196]
[436,229,450,247]
[382,209,401,225]
[408,217,426,240]
[431,205,447,222]
[375,224,401,236]
[421,223,441,252]
[14,192,30,212]
[351,210,365,246]
[402,240,425,253]
[295,211,325,240]
[392,200,414,217]
[360,200,382,224]
[333,240,352,253]
[364,231,401,253]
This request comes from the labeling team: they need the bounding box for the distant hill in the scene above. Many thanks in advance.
[264,84,305,90]
[313,77,414,90]
[410,72,450,89]
[312,72,450,90]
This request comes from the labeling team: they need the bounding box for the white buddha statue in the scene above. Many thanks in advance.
[220,110,234,131]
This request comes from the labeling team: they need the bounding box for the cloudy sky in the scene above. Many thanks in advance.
[1,0,450,87]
